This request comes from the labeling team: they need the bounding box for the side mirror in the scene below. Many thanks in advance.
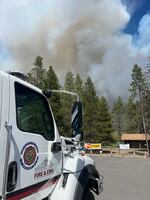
[51,142,62,153]
[71,101,83,139]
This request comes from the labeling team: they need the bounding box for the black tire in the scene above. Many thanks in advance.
[82,189,95,200]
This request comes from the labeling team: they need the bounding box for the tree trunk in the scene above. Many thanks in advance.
[139,88,150,157]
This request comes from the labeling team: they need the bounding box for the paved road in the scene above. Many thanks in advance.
[91,156,150,200]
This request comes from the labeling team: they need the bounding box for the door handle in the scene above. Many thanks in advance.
[7,161,18,192]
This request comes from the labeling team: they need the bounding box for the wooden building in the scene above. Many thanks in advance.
[121,133,150,149]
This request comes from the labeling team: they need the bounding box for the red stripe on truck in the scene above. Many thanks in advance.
[6,176,60,200]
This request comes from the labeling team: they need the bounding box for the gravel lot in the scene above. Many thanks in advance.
[91,156,150,200]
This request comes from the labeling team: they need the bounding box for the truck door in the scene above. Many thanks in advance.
[7,79,62,199]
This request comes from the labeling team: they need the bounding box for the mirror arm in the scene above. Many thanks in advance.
[51,90,80,102]
[43,89,80,101]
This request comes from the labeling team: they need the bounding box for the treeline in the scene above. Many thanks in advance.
[27,56,150,145]
[112,64,150,135]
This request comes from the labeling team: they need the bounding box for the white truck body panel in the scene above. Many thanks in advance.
[50,154,94,200]
[0,72,10,197]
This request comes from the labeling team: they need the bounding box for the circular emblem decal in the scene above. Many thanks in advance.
[20,142,39,170]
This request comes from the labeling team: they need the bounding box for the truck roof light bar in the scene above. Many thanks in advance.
[8,71,29,81]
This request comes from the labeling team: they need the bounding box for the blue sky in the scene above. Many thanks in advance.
[0,0,150,99]
[123,0,150,34]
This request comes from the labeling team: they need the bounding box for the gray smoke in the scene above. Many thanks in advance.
[0,0,150,99]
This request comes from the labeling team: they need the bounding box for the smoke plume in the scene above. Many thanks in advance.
[0,0,150,99]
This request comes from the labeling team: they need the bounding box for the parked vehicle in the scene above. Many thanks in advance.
[0,71,103,200]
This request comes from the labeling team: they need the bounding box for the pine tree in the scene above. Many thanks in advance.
[129,64,148,99]
[44,66,65,135]
[64,71,75,92]
[82,77,99,142]
[98,96,114,145]
[112,96,125,136]
[129,64,150,156]
[62,71,75,137]
[45,66,61,90]
[144,90,150,133]
[28,56,46,89]
[74,73,83,99]
[124,97,138,133]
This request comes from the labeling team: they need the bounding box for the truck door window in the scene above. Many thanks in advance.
[15,82,54,140]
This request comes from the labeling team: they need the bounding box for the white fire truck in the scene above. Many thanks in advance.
[0,71,103,200]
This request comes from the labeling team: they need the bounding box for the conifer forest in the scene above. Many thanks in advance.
[27,56,150,145]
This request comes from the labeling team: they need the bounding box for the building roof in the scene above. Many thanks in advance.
[121,133,150,141]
